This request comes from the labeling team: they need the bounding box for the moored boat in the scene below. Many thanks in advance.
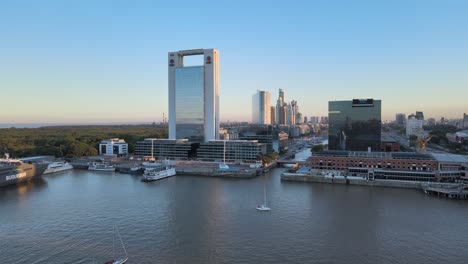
[88,162,115,172]
[0,154,48,187]
[141,163,176,182]
[43,161,73,175]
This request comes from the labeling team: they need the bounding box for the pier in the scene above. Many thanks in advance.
[421,182,468,199]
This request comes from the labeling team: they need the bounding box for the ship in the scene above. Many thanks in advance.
[0,154,48,187]
[141,161,176,182]
[43,161,74,175]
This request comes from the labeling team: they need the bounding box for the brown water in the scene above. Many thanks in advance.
[1,159,467,263]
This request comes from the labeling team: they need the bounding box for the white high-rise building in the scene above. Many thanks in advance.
[168,49,220,142]
[252,90,271,124]
[406,116,423,137]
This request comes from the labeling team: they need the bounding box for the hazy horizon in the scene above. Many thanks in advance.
[1,0,467,123]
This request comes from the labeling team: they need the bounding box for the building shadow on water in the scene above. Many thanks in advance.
[0,178,48,201]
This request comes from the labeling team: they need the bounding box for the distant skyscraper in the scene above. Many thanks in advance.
[270,106,276,125]
[395,113,406,126]
[168,49,220,142]
[328,99,381,151]
[415,111,424,121]
[276,88,287,125]
[463,113,468,129]
[287,100,298,125]
[310,116,319,124]
[252,90,271,124]
[304,116,308,123]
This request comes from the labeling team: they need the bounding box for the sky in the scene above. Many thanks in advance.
[1,0,467,124]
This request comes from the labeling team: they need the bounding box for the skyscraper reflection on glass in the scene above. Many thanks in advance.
[328,99,381,151]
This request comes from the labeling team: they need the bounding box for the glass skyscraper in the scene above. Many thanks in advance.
[175,66,204,141]
[328,99,381,151]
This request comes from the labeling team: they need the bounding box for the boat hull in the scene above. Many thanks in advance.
[142,168,176,182]
[0,163,47,188]
[43,163,73,175]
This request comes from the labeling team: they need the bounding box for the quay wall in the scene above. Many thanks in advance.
[281,173,423,189]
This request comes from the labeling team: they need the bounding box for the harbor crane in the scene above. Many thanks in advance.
[416,135,434,154]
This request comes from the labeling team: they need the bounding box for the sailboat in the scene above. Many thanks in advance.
[105,226,128,264]
[256,174,271,211]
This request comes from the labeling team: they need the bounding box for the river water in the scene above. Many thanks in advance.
[1,149,468,263]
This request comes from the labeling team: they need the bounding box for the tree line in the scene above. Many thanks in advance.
[0,125,167,158]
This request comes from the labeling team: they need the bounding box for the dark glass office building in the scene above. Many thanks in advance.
[328,99,381,151]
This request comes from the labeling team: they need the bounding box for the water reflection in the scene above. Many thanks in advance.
[0,178,47,201]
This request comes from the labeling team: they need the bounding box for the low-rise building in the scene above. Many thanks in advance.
[197,140,267,163]
[309,151,468,182]
[99,138,128,156]
[446,130,468,143]
[134,138,198,160]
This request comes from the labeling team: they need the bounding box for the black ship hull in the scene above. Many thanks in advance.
[0,163,48,188]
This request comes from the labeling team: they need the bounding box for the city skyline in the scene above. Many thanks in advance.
[1,0,468,124]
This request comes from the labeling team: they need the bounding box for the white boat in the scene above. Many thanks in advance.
[88,162,115,172]
[256,176,271,211]
[43,161,73,175]
[105,226,128,264]
[141,164,176,182]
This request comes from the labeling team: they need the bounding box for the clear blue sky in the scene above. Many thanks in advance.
[1,0,467,124]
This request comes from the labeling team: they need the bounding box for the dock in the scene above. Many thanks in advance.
[421,182,468,199]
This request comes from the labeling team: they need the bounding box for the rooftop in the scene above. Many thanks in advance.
[431,153,468,163]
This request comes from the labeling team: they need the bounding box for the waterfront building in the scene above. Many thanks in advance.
[134,138,198,160]
[238,124,274,153]
[219,128,239,140]
[197,140,267,162]
[309,151,458,182]
[252,90,271,124]
[406,116,423,137]
[168,49,219,142]
[395,113,406,126]
[99,138,128,156]
[328,99,382,151]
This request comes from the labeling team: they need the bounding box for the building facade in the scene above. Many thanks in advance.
[168,49,220,142]
[134,138,198,160]
[270,106,276,126]
[464,113,468,129]
[395,113,406,126]
[406,117,423,137]
[328,99,382,151]
[252,90,271,124]
[197,140,267,162]
[99,138,128,156]
[309,151,467,182]
[276,89,287,125]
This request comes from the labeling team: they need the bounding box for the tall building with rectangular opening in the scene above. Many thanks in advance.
[168,49,220,142]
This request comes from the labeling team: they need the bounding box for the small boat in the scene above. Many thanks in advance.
[88,162,115,172]
[105,226,128,264]
[141,162,176,182]
[43,161,73,175]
